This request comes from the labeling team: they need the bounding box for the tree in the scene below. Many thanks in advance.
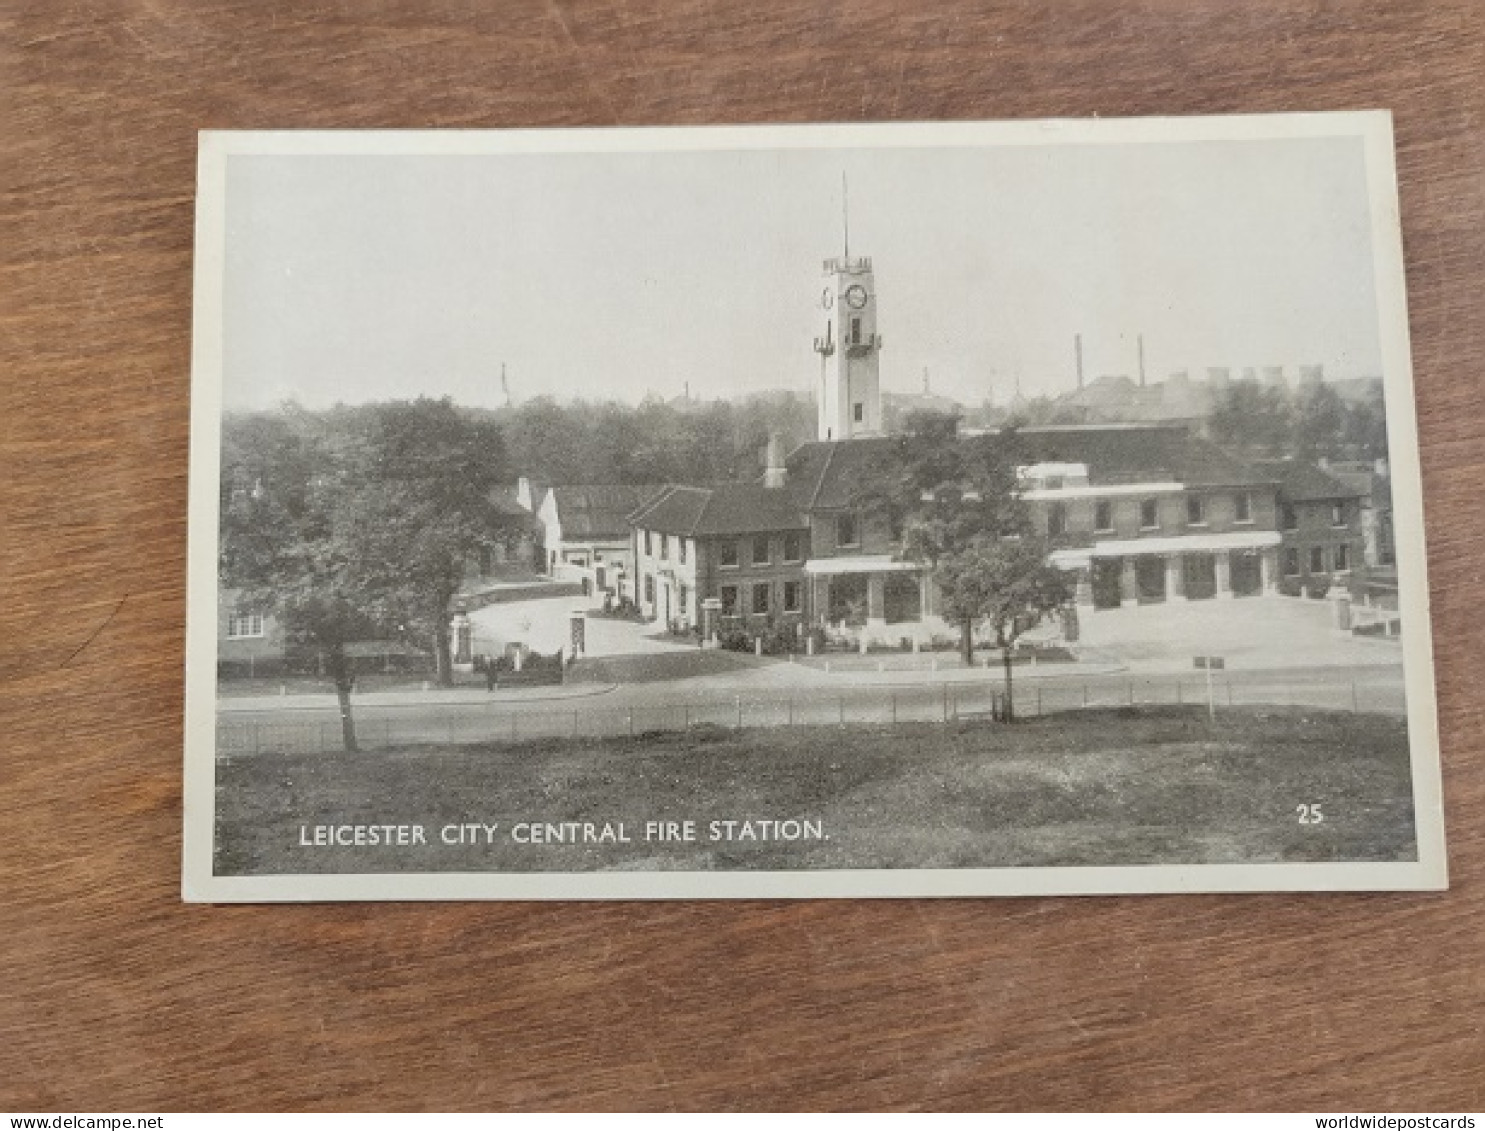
[935,535,1070,721]
[1208,382,1291,455]
[220,409,385,752]
[335,398,513,686]
[1291,382,1347,460]
[861,415,1045,664]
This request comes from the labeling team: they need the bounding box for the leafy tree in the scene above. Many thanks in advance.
[935,535,1070,721]
[1208,382,1292,455]
[220,409,385,752]
[335,398,513,686]
[854,414,1070,718]
[1291,382,1347,460]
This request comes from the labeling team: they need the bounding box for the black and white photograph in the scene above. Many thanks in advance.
[183,115,1446,900]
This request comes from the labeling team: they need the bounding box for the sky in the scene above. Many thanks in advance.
[221,134,1384,411]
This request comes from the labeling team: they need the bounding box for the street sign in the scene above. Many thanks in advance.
[1193,656,1225,721]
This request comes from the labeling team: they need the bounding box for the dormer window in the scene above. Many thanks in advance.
[836,512,859,548]
[1047,502,1067,538]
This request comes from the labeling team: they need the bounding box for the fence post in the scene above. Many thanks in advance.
[1037,686,1042,717]
[1128,681,1134,705]
[683,704,690,729]
[736,696,743,729]
[839,697,845,726]
[1351,681,1359,713]
[252,722,260,755]
[627,711,633,736]
[1083,682,1088,707]
[943,683,949,724]
[573,709,579,737]
[788,699,794,726]
[1177,682,1182,706]
[891,694,897,724]
[510,713,518,743]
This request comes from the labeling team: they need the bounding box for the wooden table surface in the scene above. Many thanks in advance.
[3,0,1482,1112]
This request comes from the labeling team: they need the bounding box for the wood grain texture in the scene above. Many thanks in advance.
[2,0,1482,1112]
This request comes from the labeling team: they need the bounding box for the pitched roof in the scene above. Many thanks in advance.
[630,482,807,536]
[1015,425,1275,487]
[1254,459,1367,501]
[783,425,1273,511]
[550,484,666,539]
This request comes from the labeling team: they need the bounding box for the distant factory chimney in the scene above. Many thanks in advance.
[1074,334,1085,390]
[1137,334,1147,387]
[763,433,787,489]
[923,366,931,395]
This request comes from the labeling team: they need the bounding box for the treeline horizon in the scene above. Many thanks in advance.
[224,374,1389,491]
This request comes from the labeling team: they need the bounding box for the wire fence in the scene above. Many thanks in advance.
[217,675,1408,756]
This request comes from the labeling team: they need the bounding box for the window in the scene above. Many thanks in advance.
[1335,543,1350,572]
[752,582,771,615]
[720,585,738,615]
[783,532,802,562]
[644,575,655,603]
[660,534,669,561]
[678,539,687,565]
[1281,503,1298,531]
[783,580,801,613]
[1186,496,1205,526]
[853,402,864,423]
[752,534,770,565]
[850,317,862,345]
[1047,502,1067,538]
[1235,492,1252,523]
[1094,500,1114,532]
[1331,501,1346,527]
[836,512,859,547]
[1140,499,1159,529]
[1309,547,1325,574]
[719,539,739,568]
[1284,548,1300,577]
[678,584,688,612]
[644,530,652,556]
[227,612,264,639]
[1043,475,1064,491]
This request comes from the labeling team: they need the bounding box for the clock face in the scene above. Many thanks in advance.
[820,287,834,310]
[845,284,868,309]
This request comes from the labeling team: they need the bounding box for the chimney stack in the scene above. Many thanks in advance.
[764,433,787,489]
[1075,333,1084,390]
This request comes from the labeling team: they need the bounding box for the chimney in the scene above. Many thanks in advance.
[764,433,787,489]
[1075,333,1084,390]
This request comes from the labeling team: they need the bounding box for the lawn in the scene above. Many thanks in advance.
[214,706,1418,876]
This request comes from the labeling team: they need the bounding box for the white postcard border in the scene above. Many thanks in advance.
[182,112,1447,902]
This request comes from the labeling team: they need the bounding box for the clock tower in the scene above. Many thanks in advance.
[813,254,882,442]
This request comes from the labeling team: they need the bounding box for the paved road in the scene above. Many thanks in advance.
[217,662,1410,755]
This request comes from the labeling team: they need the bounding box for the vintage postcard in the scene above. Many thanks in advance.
[183,114,1446,900]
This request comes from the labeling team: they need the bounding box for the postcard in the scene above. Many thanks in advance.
[183,114,1446,899]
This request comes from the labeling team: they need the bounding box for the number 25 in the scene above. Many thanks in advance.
[1296,803,1324,825]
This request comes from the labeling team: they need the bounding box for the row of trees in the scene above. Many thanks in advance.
[221,399,515,750]
[489,392,815,488]
[1207,381,1388,462]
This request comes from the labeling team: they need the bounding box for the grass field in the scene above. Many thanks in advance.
[214,706,1418,875]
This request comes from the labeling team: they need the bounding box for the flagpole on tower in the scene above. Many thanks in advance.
[842,172,850,259]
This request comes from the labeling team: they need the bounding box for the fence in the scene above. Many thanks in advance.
[216,675,1408,756]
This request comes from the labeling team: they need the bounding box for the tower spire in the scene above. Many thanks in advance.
[842,172,850,259]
